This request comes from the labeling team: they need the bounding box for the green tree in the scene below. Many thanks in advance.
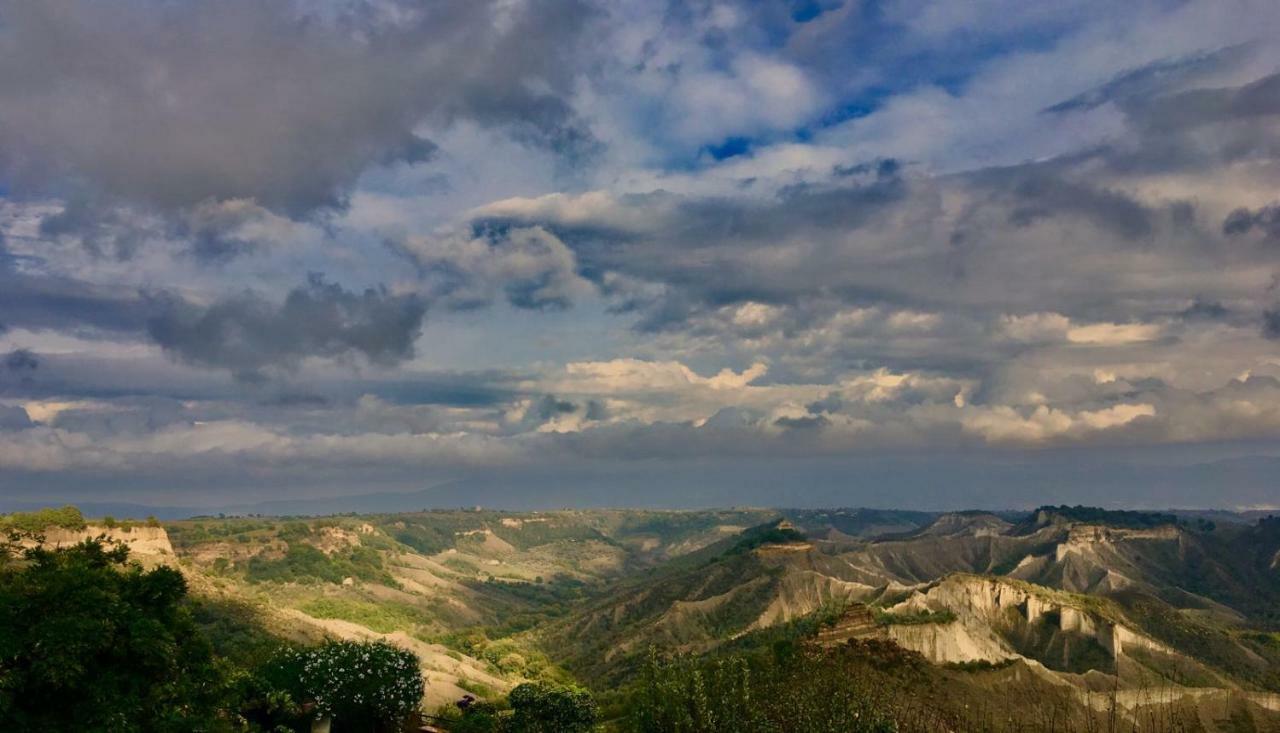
[0,505,87,533]
[507,682,598,733]
[0,539,227,732]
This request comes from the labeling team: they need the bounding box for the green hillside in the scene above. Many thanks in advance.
[4,504,1279,732]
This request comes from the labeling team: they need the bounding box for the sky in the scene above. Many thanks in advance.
[3,0,1280,511]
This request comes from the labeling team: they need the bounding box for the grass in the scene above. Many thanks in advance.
[873,608,958,626]
[299,597,434,634]
[245,541,397,586]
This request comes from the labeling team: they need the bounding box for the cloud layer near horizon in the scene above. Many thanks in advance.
[4,0,1280,508]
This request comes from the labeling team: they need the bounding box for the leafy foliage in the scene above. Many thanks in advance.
[872,607,958,626]
[264,640,423,730]
[443,682,598,733]
[245,542,393,586]
[0,505,87,533]
[0,540,226,732]
[1025,506,1178,531]
[299,597,433,635]
[727,522,806,554]
[507,682,598,733]
[627,642,915,733]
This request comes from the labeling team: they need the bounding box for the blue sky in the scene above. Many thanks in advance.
[3,0,1280,510]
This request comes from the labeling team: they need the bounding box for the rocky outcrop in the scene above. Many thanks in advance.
[880,575,1174,667]
[917,513,1013,538]
[28,525,174,557]
[812,605,878,646]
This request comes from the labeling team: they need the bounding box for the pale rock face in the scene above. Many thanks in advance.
[33,525,174,557]
[750,571,875,629]
[1055,524,1180,562]
[886,621,1016,664]
[882,576,1169,667]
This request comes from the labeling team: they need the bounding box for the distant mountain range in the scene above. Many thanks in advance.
[5,453,1280,519]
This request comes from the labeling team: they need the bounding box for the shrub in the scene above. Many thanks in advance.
[0,505,87,533]
[872,608,957,626]
[265,640,424,731]
[245,542,394,586]
[507,682,598,733]
[628,644,904,733]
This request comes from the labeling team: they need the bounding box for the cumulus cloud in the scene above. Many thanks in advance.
[3,349,37,372]
[396,226,596,310]
[0,404,32,430]
[6,0,1280,505]
[0,0,594,215]
[1223,203,1280,241]
[146,275,427,379]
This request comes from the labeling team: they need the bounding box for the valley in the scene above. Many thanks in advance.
[12,504,1280,730]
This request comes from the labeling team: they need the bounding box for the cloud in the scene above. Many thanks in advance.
[396,226,596,310]
[1263,309,1280,340]
[1223,203,1280,240]
[960,402,1156,444]
[178,199,315,263]
[4,349,37,372]
[1044,43,1259,114]
[1066,322,1164,346]
[0,0,594,215]
[5,0,1280,505]
[0,405,32,430]
[0,263,152,334]
[146,274,426,379]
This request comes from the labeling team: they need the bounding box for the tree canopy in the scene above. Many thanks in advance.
[0,539,225,732]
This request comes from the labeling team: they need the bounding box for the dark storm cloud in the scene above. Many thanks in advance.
[4,349,37,372]
[0,264,152,333]
[37,196,146,260]
[147,274,427,379]
[1179,300,1230,320]
[395,226,594,311]
[997,175,1154,241]
[471,173,912,326]
[0,0,595,215]
[470,155,1185,337]
[1223,203,1280,241]
[1044,43,1258,114]
[531,395,577,421]
[49,397,190,437]
[1263,309,1280,340]
[0,404,31,430]
[1068,71,1280,178]
[1125,71,1280,133]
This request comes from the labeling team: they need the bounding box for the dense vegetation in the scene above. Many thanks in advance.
[438,681,598,733]
[262,640,423,729]
[726,521,806,554]
[0,539,225,731]
[0,538,425,732]
[626,641,933,732]
[0,505,87,533]
[245,542,394,585]
[871,607,957,626]
[1025,505,1179,531]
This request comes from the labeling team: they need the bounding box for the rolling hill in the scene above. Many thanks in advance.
[7,503,1278,730]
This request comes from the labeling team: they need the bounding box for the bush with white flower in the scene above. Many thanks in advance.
[269,640,424,730]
